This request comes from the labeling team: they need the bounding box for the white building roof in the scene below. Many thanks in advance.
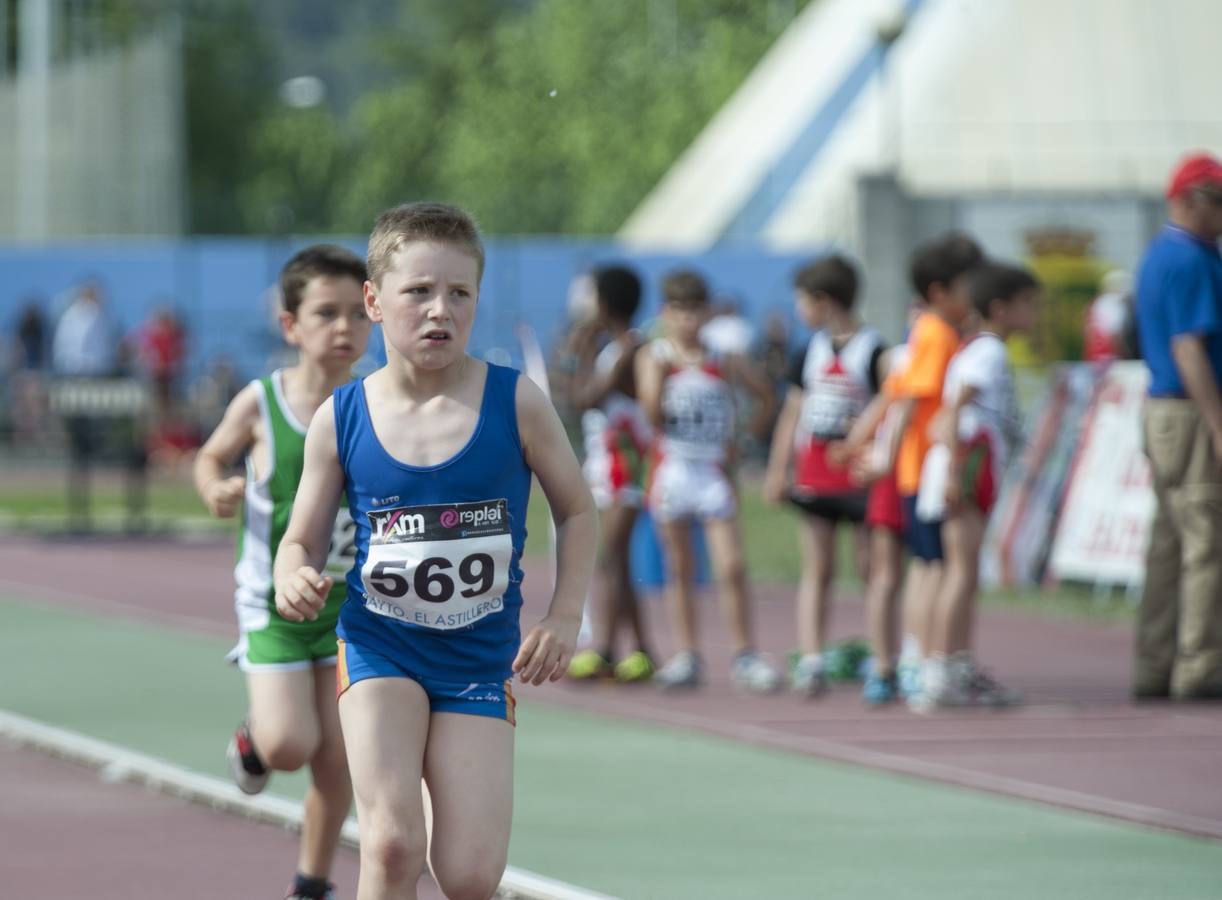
[619,0,1222,252]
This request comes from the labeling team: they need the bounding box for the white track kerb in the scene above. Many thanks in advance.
[0,710,618,900]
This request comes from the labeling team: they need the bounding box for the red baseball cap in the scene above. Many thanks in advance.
[1167,152,1222,199]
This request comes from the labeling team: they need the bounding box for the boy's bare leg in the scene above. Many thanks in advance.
[794,515,836,657]
[599,503,647,655]
[424,713,515,900]
[937,509,985,656]
[901,559,943,656]
[865,527,903,674]
[339,678,431,900]
[854,523,872,584]
[703,516,754,654]
[657,519,699,652]
[900,560,929,657]
[298,664,352,882]
[247,669,322,772]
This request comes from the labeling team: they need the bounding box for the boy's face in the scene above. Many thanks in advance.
[281,275,371,367]
[794,289,826,330]
[662,300,707,345]
[1004,288,1041,335]
[365,241,480,370]
[931,274,975,326]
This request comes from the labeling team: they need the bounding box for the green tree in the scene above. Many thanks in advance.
[431,0,808,233]
[333,0,807,234]
[182,1,280,233]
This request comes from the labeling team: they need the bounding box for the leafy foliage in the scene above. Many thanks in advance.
[180,0,807,234]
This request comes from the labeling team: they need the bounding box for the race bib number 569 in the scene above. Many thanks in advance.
[361,499,512,631]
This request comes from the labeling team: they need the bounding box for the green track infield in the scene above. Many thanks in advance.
[2,596,1217,899]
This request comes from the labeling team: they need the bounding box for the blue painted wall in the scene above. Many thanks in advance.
[0,237,815,382]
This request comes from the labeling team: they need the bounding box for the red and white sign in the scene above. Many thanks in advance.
[1048,362,1153,586]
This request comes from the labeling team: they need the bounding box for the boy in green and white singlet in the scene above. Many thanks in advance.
[193,245,372,900]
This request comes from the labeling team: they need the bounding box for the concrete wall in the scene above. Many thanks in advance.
[858,175,1165,342]
[0,29,183,238]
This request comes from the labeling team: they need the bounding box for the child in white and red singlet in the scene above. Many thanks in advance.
[636,269,780,692]
[765,256,888,698]
[912,262,1039,711]
[566,264,657,683]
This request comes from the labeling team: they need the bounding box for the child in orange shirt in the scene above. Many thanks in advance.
[841,234,983,701]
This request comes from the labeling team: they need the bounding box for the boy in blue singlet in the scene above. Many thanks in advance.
[274,202,597,900]
[194,244,372,900]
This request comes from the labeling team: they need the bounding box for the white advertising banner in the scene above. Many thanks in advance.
[1048,362,1154,587]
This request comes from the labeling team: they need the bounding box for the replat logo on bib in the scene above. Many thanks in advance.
[361,499,512,631]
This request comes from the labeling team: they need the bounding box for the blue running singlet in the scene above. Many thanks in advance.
[332,363,532,684]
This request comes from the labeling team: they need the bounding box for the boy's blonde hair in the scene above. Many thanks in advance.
[661,269,710,307]
[367,202,485,285]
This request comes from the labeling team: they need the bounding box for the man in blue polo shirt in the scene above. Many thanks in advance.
[1135,152,1222,702]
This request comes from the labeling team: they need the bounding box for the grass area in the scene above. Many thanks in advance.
[0,468,229,534]
[0,467,1134,622]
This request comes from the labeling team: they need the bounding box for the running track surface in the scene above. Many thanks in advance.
[3,536,1219,839]
[3,535,1221,899]
[0,743,395,900]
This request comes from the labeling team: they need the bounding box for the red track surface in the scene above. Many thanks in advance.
[2,536,1220,843]
[0,742,448,899]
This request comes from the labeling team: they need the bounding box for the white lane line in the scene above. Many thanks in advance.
[0,709,618,900]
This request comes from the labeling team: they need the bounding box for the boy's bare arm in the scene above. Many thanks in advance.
[635,344,666,427]
[571,332,639,411]
[881,397,913,466]
[273,397,345,623]
[193,384,259,518]
[839,392,892,459]
[941,386,977,508]
[514,376,598,685]
[764,388,803,503]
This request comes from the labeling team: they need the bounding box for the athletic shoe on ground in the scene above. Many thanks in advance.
[955,655,1021,708]
[285,879,336,900]
[614,650,655,683]
[790,652,827,698]
[862,668,899,706]
[656,650,702,689]
[897,654,922,699]
[732,651,782,694]
[226,718,269,795]
[907,656,954,713]
[568,648,613,681]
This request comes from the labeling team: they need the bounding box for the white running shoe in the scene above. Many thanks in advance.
[908,655,955,713]
[732,651,783,694]
[656,650,702,689]
[790,653,827,698]
[897,653,923,699]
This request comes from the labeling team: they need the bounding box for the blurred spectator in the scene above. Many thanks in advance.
[146,411,202,469]
[1134,152,1222,702]
[1083,269,1136,362]
[757,311,793,448]
[190,354,243,434]
[549,270,602,431]
[133,305,188,416]
[7,300,50,447]
[14,302,48,371]
[51,282,119,376]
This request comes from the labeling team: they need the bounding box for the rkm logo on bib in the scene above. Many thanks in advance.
[368,499,506,545]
